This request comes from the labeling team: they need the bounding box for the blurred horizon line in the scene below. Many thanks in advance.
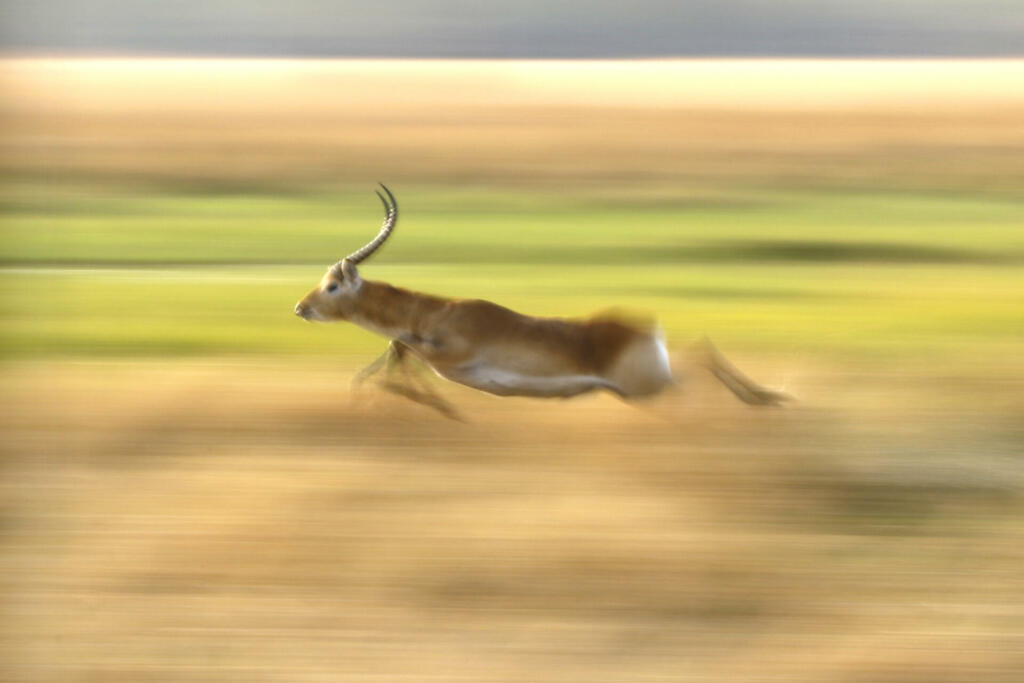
[4,56,1022,111]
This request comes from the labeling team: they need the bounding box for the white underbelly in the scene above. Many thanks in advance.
[443,364,621,398]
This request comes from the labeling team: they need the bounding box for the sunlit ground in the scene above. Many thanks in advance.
[3,360,1023,681]
[2,59,1023,681]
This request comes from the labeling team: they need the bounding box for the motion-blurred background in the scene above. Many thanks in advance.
[2,3,1023,681]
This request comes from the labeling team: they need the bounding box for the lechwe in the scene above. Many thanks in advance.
[295,185,789,418]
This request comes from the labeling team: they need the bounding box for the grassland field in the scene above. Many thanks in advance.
[2,59,1024,681]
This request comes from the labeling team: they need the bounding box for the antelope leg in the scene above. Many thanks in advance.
[355,340,464,420]
[352,352,389,387]
[694,337,793,406]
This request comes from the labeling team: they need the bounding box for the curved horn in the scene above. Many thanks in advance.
[342,183,398,265]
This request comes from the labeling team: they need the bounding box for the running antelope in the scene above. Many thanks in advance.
[294,185,788,418]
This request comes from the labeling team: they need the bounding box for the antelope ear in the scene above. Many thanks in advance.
[341,258,361,283]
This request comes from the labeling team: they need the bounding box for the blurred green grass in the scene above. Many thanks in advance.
[5,184,1024,264]
[2,184,1022,362]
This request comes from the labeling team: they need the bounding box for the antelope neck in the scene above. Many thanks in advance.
[350,279,446,340]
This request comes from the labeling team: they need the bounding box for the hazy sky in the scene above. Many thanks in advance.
[2,0,1022,57]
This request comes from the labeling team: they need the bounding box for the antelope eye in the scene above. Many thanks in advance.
[326,282,339,293]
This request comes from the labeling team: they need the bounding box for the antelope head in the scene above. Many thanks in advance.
[294,183,398,322]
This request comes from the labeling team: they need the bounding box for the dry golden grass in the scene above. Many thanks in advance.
[3,58,1024,190]
[3,360,1023,681]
